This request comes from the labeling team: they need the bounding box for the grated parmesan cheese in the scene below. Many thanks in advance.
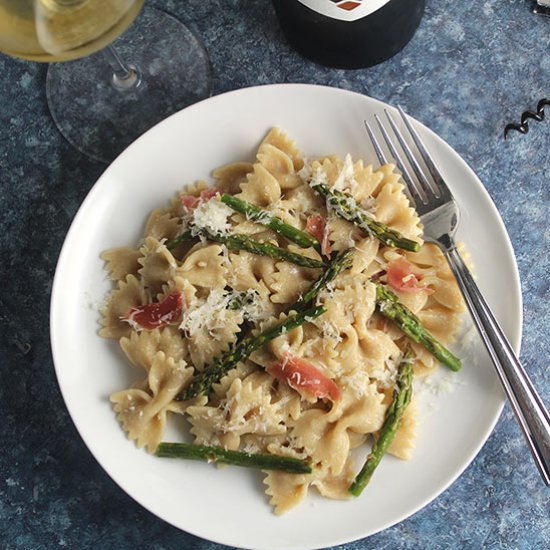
[339,369,374,398]
[190,197,233,236]
[239,291,272,323]
[297,159,312,182]
[318,320,342,343]
[180,288,236,339]
[414,369,463,397]
[179,288,268,339]
[304,163,328,188]
[332,154,356,192]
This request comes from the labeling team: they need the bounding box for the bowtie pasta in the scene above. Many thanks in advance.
[99,128,464,514]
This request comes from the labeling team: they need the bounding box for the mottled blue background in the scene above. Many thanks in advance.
[1,1,549,549]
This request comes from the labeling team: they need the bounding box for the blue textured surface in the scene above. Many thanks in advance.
[1,1,549,548]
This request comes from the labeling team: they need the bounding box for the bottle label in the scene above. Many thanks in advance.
[296,0,392,21]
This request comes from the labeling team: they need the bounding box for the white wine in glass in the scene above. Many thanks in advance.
[0,1,211,163]
[0,0,144,61]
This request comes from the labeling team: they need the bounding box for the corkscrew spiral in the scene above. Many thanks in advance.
[504,98,550,138]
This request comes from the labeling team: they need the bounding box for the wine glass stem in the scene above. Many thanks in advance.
[103,45,141,91]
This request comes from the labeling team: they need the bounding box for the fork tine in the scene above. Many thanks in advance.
[395,106,445,198]
[374,113,426,205]
[366,116,417,204]
[363,120,388,165]
[384,108,440,200]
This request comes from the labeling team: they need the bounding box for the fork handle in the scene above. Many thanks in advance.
[444,246,550,485]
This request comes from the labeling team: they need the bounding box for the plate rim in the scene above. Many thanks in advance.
[50,82,523,549]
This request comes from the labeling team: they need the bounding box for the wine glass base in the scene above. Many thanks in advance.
[46,7,212,164]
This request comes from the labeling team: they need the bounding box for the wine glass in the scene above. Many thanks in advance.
[0,0,212,163]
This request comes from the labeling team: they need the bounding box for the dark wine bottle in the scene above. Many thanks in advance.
[272,0,426,69]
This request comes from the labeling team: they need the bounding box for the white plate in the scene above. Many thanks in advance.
[50,84,522,550]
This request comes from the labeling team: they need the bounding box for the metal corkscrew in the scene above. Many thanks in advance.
[504,98,550,138]
[503,3,549,138]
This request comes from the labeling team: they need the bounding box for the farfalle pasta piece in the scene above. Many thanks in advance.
[263,470,310,515]
[268,245,323,304]
[275,184,324,222]
[417,303,464,345]
[157,274,197,306]
[226,249,277,297]
[325,216,360,252]
[212,161,254,195]
[269,378,303,423]
[338,364,375,400]
[257,142,302,190]
[101,247,141,281]
[177,243,227,288]
[381,246,464,343]
[311,461,358,500]
[334,326,370,376]
[352,159,385,203]
[235,163,282,207]
[210,361,257,404]
[187,373,286,450]
[267,323,305,361]
[350,237,380,275]
[318,154,383,199]
[264,393,381,514]
[264,457,356,515]
[358,329,403,388]
[110,351,193,452]
[289,386,386,477]
[404,244,464,313]
[144,208,183,241]
[310,155,381,202]
[138,236,178,297]
[372,164,423,241]
[99,274,148,339]
[312,156,422,247]
[119,326,187,372]
[331,323,402,390]
[387,400,418,460]
[249,311,305,368]
[260,127,303,172]
[295,329,340,373]
[310,156,341,188]
[387,285,429,315]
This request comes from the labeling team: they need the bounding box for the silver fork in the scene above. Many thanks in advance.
[365,106,550,485]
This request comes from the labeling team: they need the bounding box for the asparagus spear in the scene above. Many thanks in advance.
[156,442,312,473]
[203,229,325,269]
[311,183,420,252]
[375,284,462,372]
[167,227,325,269]
[166,229,192,251]
[176,304,327,400]
[349,352,413,496]
[292,247,354,310]
[220,193,321,252]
